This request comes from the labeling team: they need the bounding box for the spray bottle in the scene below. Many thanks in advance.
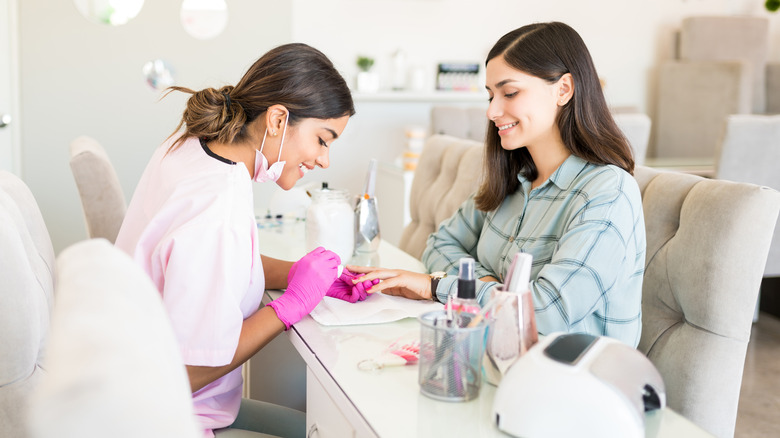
[448,257,480,316]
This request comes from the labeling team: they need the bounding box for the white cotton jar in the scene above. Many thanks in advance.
[305,183,355,265]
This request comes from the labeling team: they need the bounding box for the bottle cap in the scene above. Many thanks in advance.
[457,257,476,299]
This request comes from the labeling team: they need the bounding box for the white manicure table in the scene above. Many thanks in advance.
[258,224,713,438]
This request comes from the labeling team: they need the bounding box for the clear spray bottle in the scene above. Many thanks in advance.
[448,257,480,315]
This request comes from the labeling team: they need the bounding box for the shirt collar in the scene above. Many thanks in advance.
[517,154,589,191]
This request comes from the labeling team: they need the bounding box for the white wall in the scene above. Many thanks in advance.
[19,0,292,252]
[16,0,780,253]
[292,0,780,114]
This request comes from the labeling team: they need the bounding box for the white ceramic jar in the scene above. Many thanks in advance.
[305,184,355,264]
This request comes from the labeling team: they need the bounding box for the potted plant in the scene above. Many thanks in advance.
[356,55,380,93]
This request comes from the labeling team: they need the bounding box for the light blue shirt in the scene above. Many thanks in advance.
[423,155,646,347]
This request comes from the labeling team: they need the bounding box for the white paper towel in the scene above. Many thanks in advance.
[309,292,443,326]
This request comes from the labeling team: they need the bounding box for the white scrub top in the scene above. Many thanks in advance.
[115,135,264,437]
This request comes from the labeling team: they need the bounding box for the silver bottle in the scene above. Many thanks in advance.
[353,159,380,265]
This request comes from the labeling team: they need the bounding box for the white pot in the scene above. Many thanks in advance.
[356,71,380,93]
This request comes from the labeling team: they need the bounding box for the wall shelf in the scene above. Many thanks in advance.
[352,90,487,103]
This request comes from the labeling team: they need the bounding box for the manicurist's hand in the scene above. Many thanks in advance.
[345,266,432,301]
[269,247,339,329]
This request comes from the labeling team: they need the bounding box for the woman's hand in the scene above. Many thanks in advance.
[345,265,433,301]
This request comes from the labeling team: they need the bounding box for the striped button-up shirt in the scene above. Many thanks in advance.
[423,155,645,347]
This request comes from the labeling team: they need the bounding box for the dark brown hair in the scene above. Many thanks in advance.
[166,43,355,150]
[474,22,634,212]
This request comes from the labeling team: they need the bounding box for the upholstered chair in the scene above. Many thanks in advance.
[0,171,55,438]
[634,165,780,438]
[654,60,752,160]
[715,114,780,277]
[69,135,127,243]
[398,135,484,259]
[430,105,488,142]
[613,112,651,166]
[27,239,200,438]
[715,114,780,321]
[401,134,780,438]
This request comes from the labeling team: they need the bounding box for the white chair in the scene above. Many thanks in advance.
[612,112,651,166]
[715,114,780,321]
[0,171,55,438]
[715,114,780,277]
[69,136,127,243]
[27,238,200,438]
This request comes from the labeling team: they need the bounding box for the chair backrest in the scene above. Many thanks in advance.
[654,60,752,160]
[0,171,55,438]
[715,114,780,276]
[27,239,200,438]
[398,135,483,259]
[679,16,769,114]
[612,112,651,166]
[634,165,780,438]
[69,135,127,244]
[430,105,488,142]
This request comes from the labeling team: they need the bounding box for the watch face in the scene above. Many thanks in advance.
[431,271,447,280]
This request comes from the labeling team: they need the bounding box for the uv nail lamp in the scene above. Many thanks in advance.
[493,332,666,438]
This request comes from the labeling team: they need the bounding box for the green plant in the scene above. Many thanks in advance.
[767,0,780,12]
[357,56,375,72]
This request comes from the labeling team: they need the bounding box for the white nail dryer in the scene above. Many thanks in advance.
[492,332,665,438]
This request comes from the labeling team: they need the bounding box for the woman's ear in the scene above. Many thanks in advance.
[557,73,574,106]
[265,104,289,135]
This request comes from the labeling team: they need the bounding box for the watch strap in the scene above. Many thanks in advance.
[430,272,446,303]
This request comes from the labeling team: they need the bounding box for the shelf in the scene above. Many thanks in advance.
[352,90,488,103]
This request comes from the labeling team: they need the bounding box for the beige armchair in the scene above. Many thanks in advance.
[398,135,483,259]
[69,136,127,243]
[653,15,769,161]
[635,165,780,438]
[401,134,780,438]
[27,239,200,438]
[0,171,55,438]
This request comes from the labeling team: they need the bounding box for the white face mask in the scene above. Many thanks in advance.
[254,111,289,183]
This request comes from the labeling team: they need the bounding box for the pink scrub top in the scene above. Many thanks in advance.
[115,135,264,437]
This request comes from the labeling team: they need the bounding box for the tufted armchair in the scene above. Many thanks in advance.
[634,165,780,438]
[401,133,780,437]
[0,171,55,438]
[398,135,483,259]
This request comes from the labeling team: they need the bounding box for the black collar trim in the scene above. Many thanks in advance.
[199,137,236,165]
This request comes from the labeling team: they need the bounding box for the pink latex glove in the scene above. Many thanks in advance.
[325,268,380,303]
[269,247,340,329]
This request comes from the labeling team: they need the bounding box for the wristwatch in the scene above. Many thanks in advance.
[429,271,447,303]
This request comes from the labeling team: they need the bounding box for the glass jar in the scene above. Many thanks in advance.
[305,184,355,264]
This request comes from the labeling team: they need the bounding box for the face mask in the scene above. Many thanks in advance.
[254,111,289,183]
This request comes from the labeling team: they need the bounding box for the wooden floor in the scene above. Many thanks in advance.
[735,312,780,437]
